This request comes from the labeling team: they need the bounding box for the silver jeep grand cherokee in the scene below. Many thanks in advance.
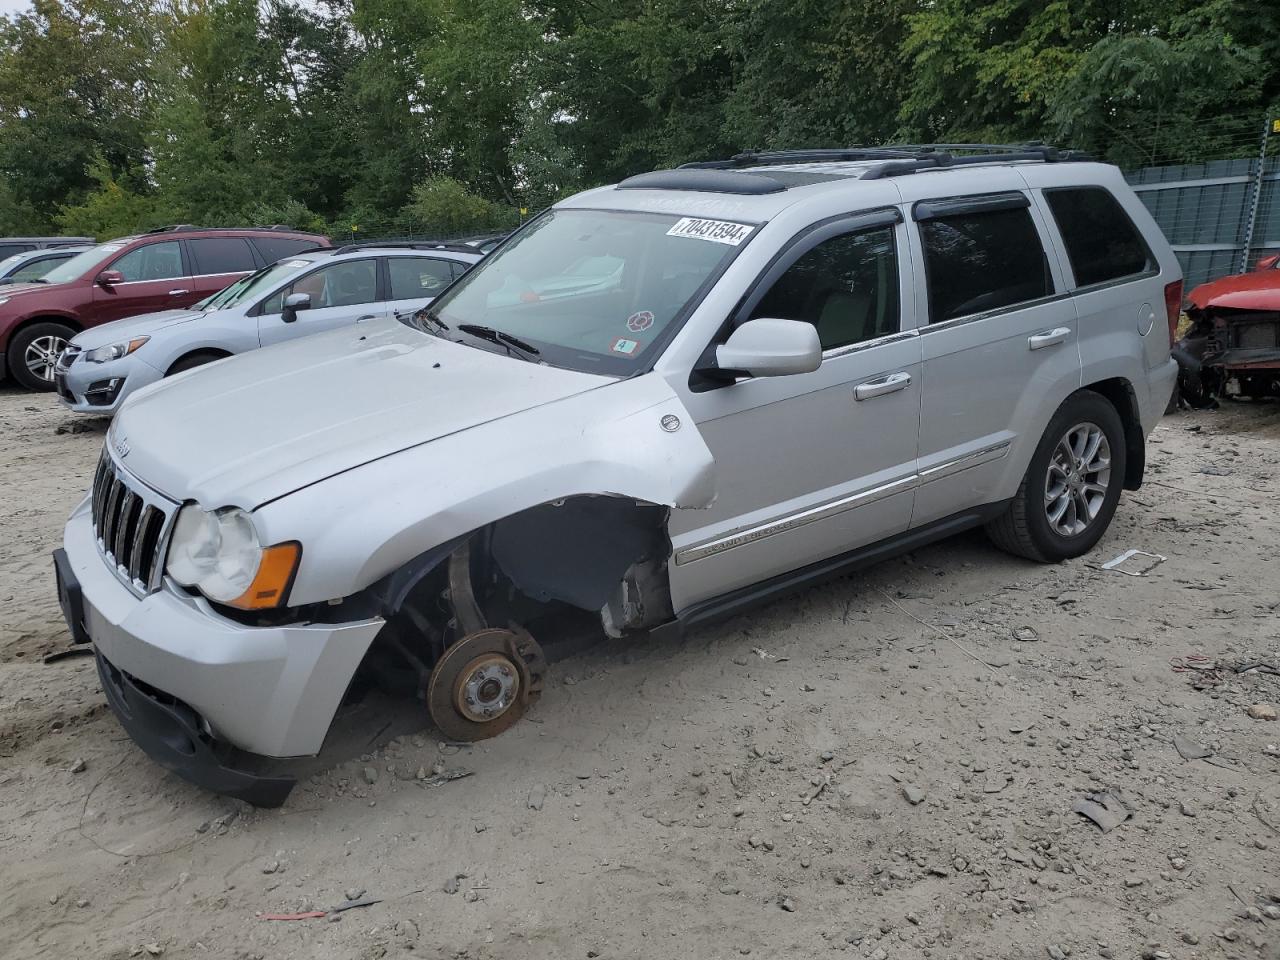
[54,145,1180,805]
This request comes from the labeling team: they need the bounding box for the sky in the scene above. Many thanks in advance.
[0,0,28,15]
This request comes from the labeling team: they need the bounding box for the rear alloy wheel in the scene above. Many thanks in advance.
[9,321,74,390]
[426,627,546,742]
[986,390,1127,562]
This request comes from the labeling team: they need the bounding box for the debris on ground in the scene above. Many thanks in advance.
[1246,704,1278,721]
[1099,549,1166,576]
[1173,734,1213,760]
[1073,791,1132,833]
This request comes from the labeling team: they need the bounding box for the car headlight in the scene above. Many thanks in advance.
[85,336,149,363]
[166,504,300,609]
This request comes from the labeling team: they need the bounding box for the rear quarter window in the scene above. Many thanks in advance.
[1044,187,1153,287]
[919,205,1051,323]
[252,236,323,264]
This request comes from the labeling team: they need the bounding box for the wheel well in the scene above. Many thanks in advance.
[2,315,82,377]
[1081,377,1144,490]
[167,348,232,375]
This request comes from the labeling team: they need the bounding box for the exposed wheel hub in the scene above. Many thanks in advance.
[427,627,546,742]
[455,652,520,722]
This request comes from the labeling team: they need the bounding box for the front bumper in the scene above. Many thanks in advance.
[55,353,162,415]
[59,497,384,800]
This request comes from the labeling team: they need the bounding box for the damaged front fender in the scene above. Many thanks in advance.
[252,372,716,607]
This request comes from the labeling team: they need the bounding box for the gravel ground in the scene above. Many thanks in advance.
[2,385,1279,960]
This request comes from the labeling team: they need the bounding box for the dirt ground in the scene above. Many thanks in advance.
[2,385,1279,960]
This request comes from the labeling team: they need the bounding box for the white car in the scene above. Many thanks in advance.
[54,145,1180,805]
[55,243,482,413]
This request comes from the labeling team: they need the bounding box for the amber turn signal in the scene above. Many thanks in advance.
[226,541,301,610]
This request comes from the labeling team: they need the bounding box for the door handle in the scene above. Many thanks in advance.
[168,288,190,297]
[1028,327,1071,350]
[854,371,911,401]
[355,315,377,323]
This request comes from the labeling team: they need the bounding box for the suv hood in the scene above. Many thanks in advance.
[112,318,613,507]
[72,309,205,348]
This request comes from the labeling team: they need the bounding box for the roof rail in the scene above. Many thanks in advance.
[329,241,480,256]
[145,224,313,235]
[682,143,1091,178]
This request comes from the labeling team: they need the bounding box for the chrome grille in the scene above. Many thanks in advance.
[90,449,177,595]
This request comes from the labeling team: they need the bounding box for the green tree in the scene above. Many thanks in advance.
[400,177,514,234]
[0,0,158,225]
[55,159,167,239]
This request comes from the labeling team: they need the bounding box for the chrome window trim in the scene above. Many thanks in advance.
[821,328,919,360]
[919,292,1072,335]
[1065,267,1161,296]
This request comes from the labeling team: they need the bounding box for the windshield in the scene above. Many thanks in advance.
[40,241,130,284]
[427,208,755,374]
[201,258,316,311]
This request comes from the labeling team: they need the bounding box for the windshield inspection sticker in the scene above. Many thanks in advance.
[667,217,755,246]
[626,310,654,333]
[611,337,639,355]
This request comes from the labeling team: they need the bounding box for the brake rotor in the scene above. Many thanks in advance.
[426,627,547,742]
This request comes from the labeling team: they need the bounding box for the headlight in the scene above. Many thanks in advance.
[166,504,300,609]
[85,336,149,363]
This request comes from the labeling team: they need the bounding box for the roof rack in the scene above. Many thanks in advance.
[144,224,309,234]
[329,241,480,256]
[681,143,1091,179]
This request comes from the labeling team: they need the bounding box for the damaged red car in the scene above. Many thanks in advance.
[1175,253,1280,405]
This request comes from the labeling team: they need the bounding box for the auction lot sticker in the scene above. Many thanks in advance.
[667,217,755,246]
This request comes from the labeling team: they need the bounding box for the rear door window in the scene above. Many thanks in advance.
[110,241,186,282]
[388,257,455,300]
[0,243,34,259]
[189,237,257,276]
[1044,187,1153,287]
[251,236,323,263]
[919,203,1051,323]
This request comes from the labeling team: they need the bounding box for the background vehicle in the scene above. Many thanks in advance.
[0,225,329,390]
[0,244,92,285]
[1173,252,1280,405]
[55,145,1179,804]
[0,236,93,259]
[56,242,481,414]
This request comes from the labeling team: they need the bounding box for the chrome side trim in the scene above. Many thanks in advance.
[918,439,1012,483]
[675,475,918,565]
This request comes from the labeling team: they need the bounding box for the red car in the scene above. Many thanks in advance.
[1175,253,1280,405]
[0,225,330,390]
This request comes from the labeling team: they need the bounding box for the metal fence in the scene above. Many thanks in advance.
[1124,122,1279,290]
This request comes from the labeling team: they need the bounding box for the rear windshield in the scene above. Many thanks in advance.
[425,208,754,374]
[40,241,131,284]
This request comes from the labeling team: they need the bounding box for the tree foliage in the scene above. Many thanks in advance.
[0,0,1276,239]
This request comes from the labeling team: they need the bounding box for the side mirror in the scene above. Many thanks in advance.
[711,317,822,379]
[1256,254,1280,272]
[281,292,311,323]
[96,270,124,286]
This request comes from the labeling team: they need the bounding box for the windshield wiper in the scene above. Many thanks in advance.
[418,308,449,333]
[457,323,541,361]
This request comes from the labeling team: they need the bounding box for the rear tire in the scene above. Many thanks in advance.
[986,390,1127,562]
[8,321,75,390]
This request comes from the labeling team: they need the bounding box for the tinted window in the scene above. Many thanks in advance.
[750,226,899,350]
[920,206,1050,323]
[10,253,71,281]
[111,241,185,282]
[189,237,257,275]
[388,257,455,300]
[1044,187,1152,287]
[261,259,378,313]
[0,243,34,258]
[252,236,322,264]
